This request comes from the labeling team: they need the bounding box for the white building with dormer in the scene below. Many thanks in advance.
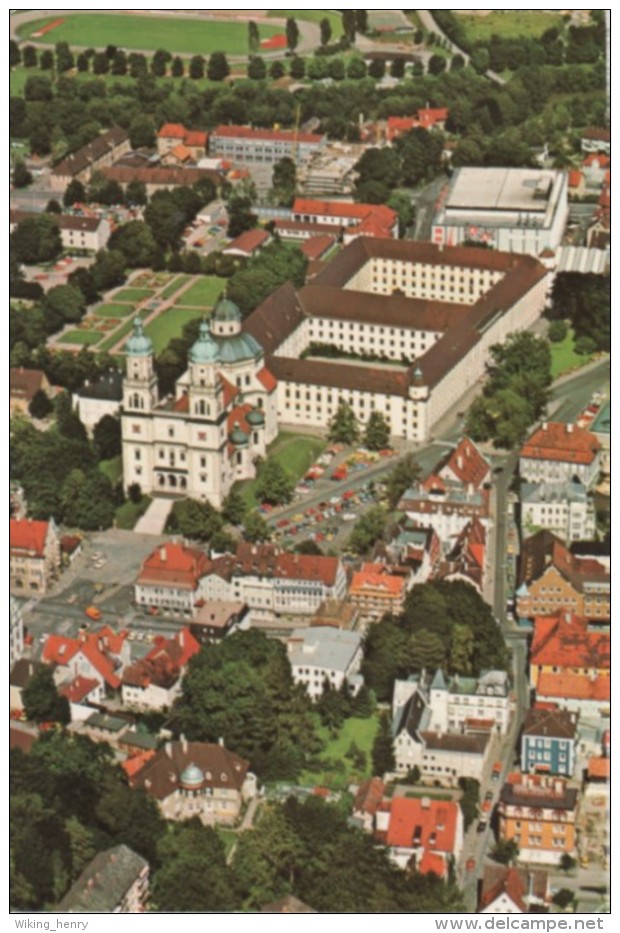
[120,300,277,508]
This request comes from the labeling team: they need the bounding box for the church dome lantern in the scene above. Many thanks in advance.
[126,317,153,356]
[189,320,220,364]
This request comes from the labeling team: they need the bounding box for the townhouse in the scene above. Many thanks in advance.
[121,628,200,710]
[498,772,578,865]
[521,708,579,778]
[519,422,601,490]
[10,517,61,596]
[519,479,595,543]
[375,796,464,876]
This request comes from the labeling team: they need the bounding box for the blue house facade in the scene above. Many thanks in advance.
[521,708,578,777]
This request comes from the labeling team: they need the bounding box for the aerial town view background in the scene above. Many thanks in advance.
[9,7,611,917]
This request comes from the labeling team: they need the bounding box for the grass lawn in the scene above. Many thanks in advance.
[59,329,101,346]
[456,10,564,43]
[550,328,593,378]
[268,9,342,34]
[299,714,380,790]
[214,828,238,857]
[145,307,205,353]
[10,67,30,97]
[159,275,192,301]
[237,431,327,507]
[99,456,123,485]
[115,495,151,530]
[175,276,224,308]
[112,288,154,303]
[94,303,138,318]
[99,315,146,353]
[19,13,282,55]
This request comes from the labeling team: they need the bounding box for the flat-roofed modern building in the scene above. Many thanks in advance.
[432,167,569,256]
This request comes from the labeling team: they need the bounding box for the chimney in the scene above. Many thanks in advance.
[179,629,184,648]
[160,546,167,562]
[181,733,188,753]
[457,455,463,469]
[421,796,431,809]
[218,736,225,747]
[566,423,574,434]
[542,422,548,431]
[165,741,172,758]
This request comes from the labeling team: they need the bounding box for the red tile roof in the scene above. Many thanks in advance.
[121,749,156,779]
[480,866,527,912]
[223,228,270,255]
[300,235,335,261]
[170,144,193,162]
[10,367,47,402]
[582,126,611,142]
[10,518,51,557]
[213,125,323,144]
[43,627,128,690]
[293,198,398,238]
[228,402,253,435]
[437,436,490,488]
[582,153,610,168]
[350,566,406,598]
[256,366,277,392]
[184,130,207,147]
[521,422,601,465]
[59,675,100,703]
[158,123,187,139]
[219,373,240,407]
[384,796,459,855]
[568,169,583,187]
[587,756,610,779]
[418,851,448,878]
[354,777,386,816]
[530,612,610,670]
[137,543,211,590]
[123,628,200,690]
[537,671,610,703]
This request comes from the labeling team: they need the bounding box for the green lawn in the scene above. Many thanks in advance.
[268,9,342,34]
[60,329,101,346]
[237,431,327,507]
[94,303,138,318]
[299,715,379,790]
[145,307,205,353]
[160,275,192,301]
[550,328,593,378]
[9,67,30,97]
[99,456,123,485]
[19,13,282,55]
[115,495,151,530]
[456,10,565,42]
[175,276,224,308]
[99,315,146,353]
[112,288,154,303]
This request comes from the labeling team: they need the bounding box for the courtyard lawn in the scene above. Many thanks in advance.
[112,288,155,303]
[94,303,138,318]
[175,276,224,308]
[299,714,380,791]
[160,274,192,301]
[115,495,152,530]
[99,456,123,485]
[550,328,593,378]
[237,431,327,507]
[145,307,205,353]
[59,329,101,346]
[19,13,282,55]
[456,10,565,43]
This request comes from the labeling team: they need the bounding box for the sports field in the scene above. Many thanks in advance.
[18,13,282,55]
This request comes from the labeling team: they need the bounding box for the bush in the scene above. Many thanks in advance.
[548,319,568,342]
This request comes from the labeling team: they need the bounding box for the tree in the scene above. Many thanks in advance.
[39,49,54,71]
[368,58,386,80]
[55,41,74,73]
[151,48,171,77]
[45,199,62,214]
[247,56,267,80]
[207,52,230,82]
[286,18,300,51]
[248,20,260,54]
[271,156,296,206]
[363,411,390,451]
[12,160,33,189]
[348,505,387,555]
[355,11,369,34]
[553,889,576,910]
[451,53,465,70]
[28,389,53,420]
[227,194,257,239]
[256,459,294,505]
[320,17,332,46]
[171,55,184,78]
[243,512,272,544]
[92,51,109,75]
[458,777,480,830]
[548,319,568,342]
[63,179,86,208]
[342,10,357,42]
[407,630,447,671]
[371,711,395,775]
[91,249,126,291]
[328,402,359,444]
[109,221,157,267]
[294,539,323,556]
[166,498,224,543]
[189,55,205,79]
[574,335,596,356]
[152,822,239,913]
[128,115,156,149]
[22,665,70,725]
[11,215,62,265]
[44,284,86,325]
[76,52,89,72]
[290,56,305,80]
[269,60,285,80]
[222,488,247,525]
[22,45,38,68]
[390,58,405,78]
[93,414,121,460]
[10,39,21,67]
[560,853,577,873]
[491,839,520,865]
[428,54,447,75]
[125,180,147,207]
[129,52,148,77]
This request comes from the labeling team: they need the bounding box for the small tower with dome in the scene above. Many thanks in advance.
[123,317,158,413]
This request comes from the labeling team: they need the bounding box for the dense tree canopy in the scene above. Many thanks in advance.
[11,215,62,265]
[549,273,610,352]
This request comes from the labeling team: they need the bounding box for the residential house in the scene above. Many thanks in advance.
[134,542,212,617]
[59,675,102,720]
[73,370,123,435]
[516,531,610,623]
[161,144,195,167]
[398,477,490,551]
[519,422,601,490]
[438,516,486,593]
[10,596,24,666]
[519,479,595,543]
[348,562,409,622]
[189,600,248,644]
[157,123,208,160]
[580,126,611,155]
[121,627,200,710]
[498,772,578,865]
[43,626,130,698]
[222,228,271,258]
[10,659,45,712]
[351,777,386,832]
[10,367,52,417]
[386,107,449,142]
[521,708,579,777]
[129,737,256,825]
[10,209,110,252]
[375,521,441,584]
[50,126,131,191]
[479,865,550,914]
[286,626,363,701]
[375,796,463,875]
[567,169,586,198]
[10,517,61,595]
[581,153,610,188]
[56,845,149,913]
[435,436,491,489]
[529,611,609,691]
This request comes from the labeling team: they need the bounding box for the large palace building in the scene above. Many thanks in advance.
[121,239,548,506]
[242,238,549,443]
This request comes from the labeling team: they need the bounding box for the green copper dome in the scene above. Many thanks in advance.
[189,321,220,364]
[213,298,242,323]
[216,332,262,364]
[246,406,265,427]
[230,422,249,447]
[180,762,204,788]
[126,317,153,356]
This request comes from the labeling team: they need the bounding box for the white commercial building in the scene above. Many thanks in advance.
[432,167,569,256]
[520,480,596,543]
[287,626,364,700]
